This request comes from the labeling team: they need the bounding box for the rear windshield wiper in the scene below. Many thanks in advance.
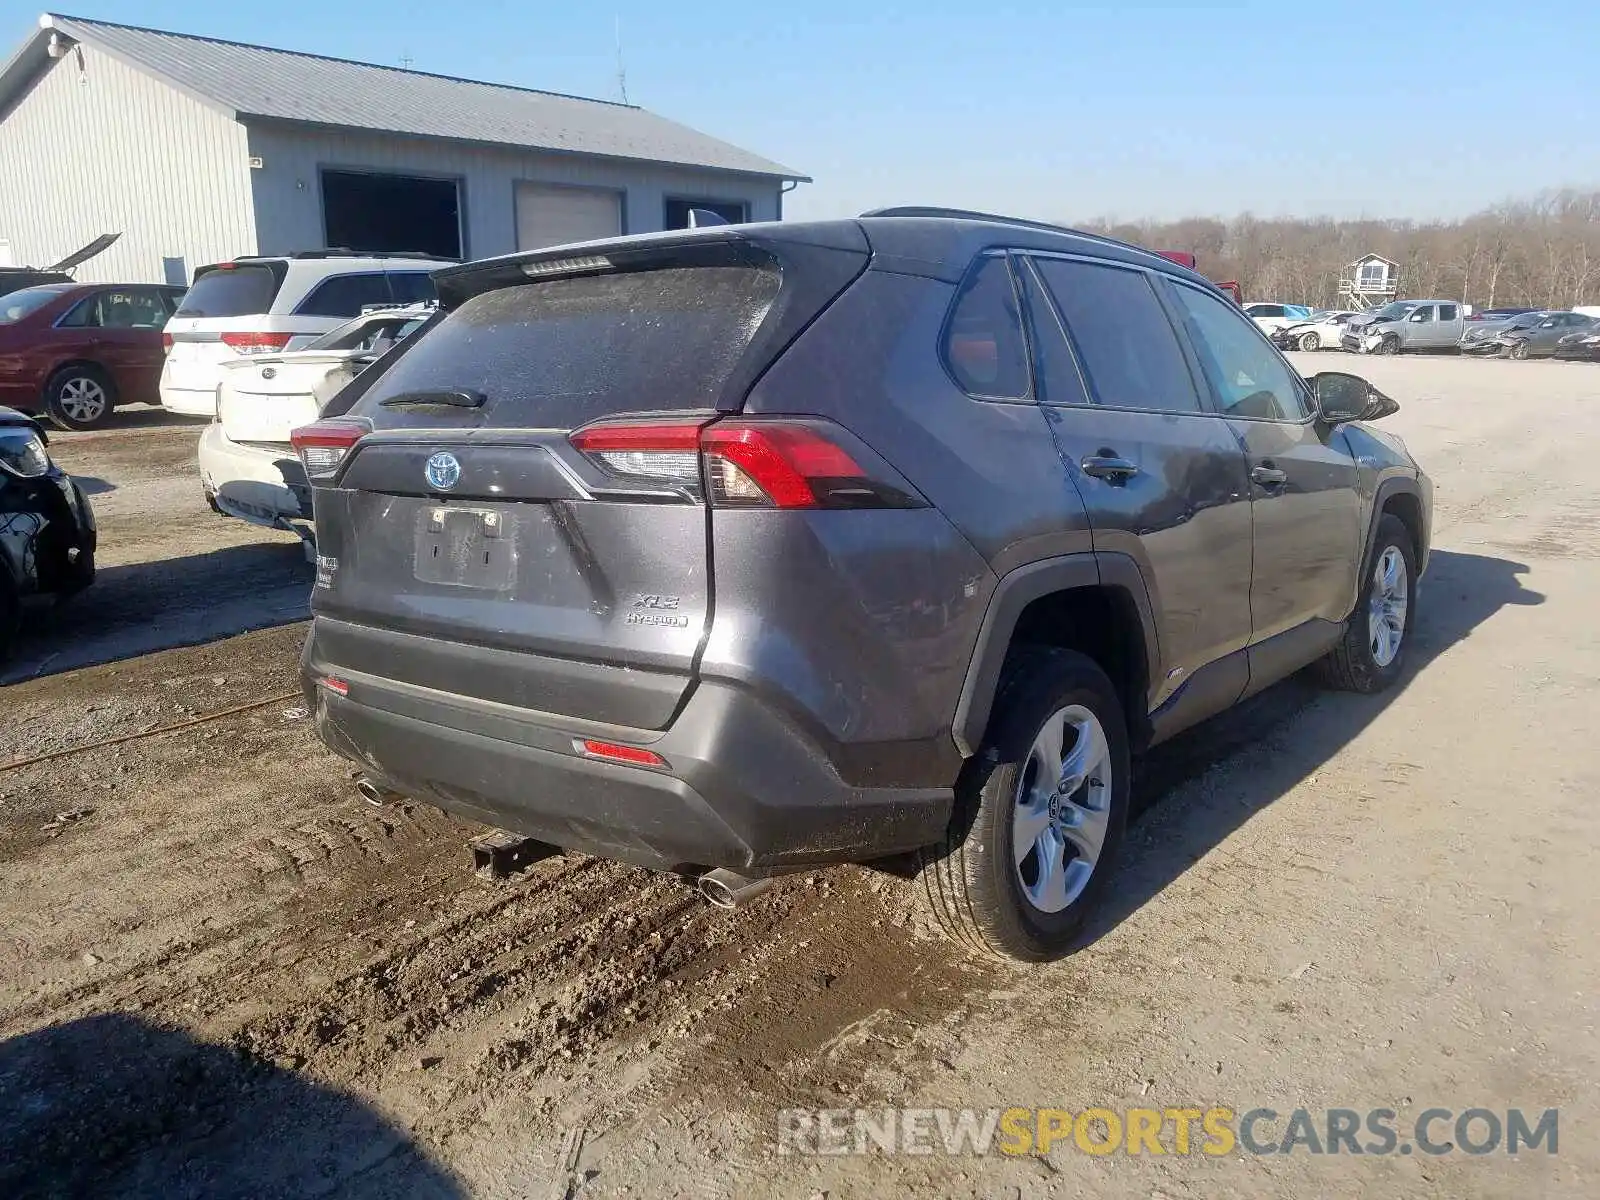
[378,388,486,409]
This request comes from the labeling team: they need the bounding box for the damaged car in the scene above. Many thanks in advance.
[1,407,96,662]
[1271,309,1357,352]
[1489,311,1595,360]
[198,303,435,549]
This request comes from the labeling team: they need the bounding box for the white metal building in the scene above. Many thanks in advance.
[0,14,807,284]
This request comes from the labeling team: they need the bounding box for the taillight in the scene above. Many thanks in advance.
[221,331,293,355]
[161,332,173,354]
[291,418,369,481]
[570,418,919,510]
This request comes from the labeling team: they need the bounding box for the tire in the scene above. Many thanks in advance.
[918,648,1131,962]
[1299,332,1321,352]
[56,546,95,598]
[0,571,18,666]
[1509,340,1529,361]
[1376,335,1401,356]
[1318,513,1416,693]
[44,365,116,431]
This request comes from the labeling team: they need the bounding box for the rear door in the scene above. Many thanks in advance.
[1022,254,1255,714]
[310,236,866,729]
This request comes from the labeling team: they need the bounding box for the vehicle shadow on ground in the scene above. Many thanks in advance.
[55,405,212,436]
[71,474,116,496]
[3,543,312,684]
[0,1012,464,1199]
[1081,549,1544,947]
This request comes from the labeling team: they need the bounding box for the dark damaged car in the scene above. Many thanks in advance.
[0,407,96,661]
[293,210,1432,962]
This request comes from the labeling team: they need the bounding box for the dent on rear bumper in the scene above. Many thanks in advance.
[198,424,308,526]
[302,648,954,873]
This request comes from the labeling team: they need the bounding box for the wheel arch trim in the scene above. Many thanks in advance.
[952,552,1162,757]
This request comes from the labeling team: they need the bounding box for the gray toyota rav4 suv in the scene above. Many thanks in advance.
[294,209,1432,961]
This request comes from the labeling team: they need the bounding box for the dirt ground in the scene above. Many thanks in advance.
[2,357,1598,1198]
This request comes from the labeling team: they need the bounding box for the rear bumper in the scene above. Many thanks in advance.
[160,384,219,417]
[302,630,954,874]
[197,424,310,527]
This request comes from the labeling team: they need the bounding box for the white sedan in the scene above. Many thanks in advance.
[198,305,433,550]
[1272,310,1358,352]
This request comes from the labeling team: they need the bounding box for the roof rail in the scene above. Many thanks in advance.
[858,207,1183,268]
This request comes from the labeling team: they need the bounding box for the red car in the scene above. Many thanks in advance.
[0,282,185,430]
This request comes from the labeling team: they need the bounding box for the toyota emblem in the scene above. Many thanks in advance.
[425,451,461,492]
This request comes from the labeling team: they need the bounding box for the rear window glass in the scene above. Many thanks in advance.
[1034,259,1201,413]
[354,265,781,428]
[176,266,282,317]
[388,272,437,304]
[942,256,1029,399]
[297,273,395,318]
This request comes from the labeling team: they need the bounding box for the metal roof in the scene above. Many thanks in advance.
[0,14,806,181]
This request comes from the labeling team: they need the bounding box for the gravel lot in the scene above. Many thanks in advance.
[2,356,1598,1198]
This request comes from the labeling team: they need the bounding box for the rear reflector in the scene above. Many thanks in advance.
[161,332,173,353]
[291,418,369,481]
[570,418,912,510]
[221,331,293,354]
[319,676,349,697]
[574,738,667,768]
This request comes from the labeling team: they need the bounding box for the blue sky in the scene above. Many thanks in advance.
[7,2,1598,224]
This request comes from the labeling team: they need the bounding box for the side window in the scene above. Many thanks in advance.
[296,272,393,318]
[99,288,170,328]
[1249,304,1284,319]
[1032,258,1201,413]
[56,295,103,328]
[1410,306,1434,323]
[942,256,1029,399]
[387,272,437,305]
[1438,304,1458,322]
[1018,261,1089,406]
[1168,282,1312,422]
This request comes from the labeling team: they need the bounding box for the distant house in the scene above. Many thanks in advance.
[1339,253,1399,310]
[0,14,808,284]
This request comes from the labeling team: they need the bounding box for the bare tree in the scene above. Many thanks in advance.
[1070,190,1600,309]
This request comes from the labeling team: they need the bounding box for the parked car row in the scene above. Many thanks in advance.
[0,250,444,432]
[1261,299,1600,360]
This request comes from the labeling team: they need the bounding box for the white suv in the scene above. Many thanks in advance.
[159,252,445,416]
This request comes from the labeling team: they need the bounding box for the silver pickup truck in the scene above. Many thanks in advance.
[1340,300,1466,354]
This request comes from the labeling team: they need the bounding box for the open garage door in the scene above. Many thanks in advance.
[515,183,622,251]
[322,169,462,259]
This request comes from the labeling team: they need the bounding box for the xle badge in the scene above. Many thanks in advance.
[627,594,689,628]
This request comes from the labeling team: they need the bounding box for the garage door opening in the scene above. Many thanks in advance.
[664,198,748,229]
[322,169,462,259]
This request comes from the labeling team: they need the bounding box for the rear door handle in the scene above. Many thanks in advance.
[1251,465,1288,486]
[1080,455,1139,481]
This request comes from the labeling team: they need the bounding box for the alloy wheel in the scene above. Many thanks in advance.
[1368,545,1409,667]
[58,377,108,424]
[1012,705,1113,914]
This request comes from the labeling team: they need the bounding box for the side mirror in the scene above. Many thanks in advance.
[1311,372,1399,424]
[1540,320,1557,328]
[1409,312,1427,322]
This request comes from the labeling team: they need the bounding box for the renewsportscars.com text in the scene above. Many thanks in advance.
[777,1106,1559,1158]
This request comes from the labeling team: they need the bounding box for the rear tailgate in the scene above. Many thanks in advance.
[309,228,869,731]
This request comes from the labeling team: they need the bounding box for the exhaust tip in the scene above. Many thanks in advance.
[355,775,401,807]
[696,867,774,909]
[698,875,738,909]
